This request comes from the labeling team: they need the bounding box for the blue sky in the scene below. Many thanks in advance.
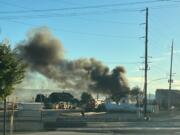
[0,0,180,94]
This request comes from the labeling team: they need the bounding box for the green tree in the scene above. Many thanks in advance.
[130,86,143,105]
[0,44,26,99]
[0,43,26,135]
[80,92,93,105]
[80,92,95,111]
[111,87,130,104]
[130,86,142,96]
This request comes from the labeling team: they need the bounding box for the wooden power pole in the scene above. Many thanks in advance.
[144,7,149,118]
[168,40,174,110]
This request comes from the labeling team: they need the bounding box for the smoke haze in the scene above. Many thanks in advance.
[16,27,129,97]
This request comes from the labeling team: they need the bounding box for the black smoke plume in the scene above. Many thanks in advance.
[17,27,129,97]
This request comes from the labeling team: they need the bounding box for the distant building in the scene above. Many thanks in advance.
[156,89,180,109]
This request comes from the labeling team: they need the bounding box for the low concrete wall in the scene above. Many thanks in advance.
[0,110,44,131]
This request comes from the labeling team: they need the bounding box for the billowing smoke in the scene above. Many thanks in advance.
[16,27,129,97]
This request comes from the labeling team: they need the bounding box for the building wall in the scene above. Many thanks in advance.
[156,89,180,109]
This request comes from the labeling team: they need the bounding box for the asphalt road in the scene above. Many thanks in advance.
[12,128,180,135]
[5,111,180,135]
[12,121,180,135]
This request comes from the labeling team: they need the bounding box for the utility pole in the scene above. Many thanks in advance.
[168,40,174,110]
[144,7,148,118]
[3,98,6,135]
[1,82,6,135]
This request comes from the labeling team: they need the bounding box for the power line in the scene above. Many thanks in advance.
[149,3,180,9]
[151,65,168,75]
[0,0,174,14]
[0,0,178,22]
[0,0,31,10]
[0,2,178,21]
[2,20,138,39]
[71,17,139,25]
[0,1,141,24]
[104,61,140,65]
[0,7,140,14]
[0,9,142,20]
[3,14,139,25]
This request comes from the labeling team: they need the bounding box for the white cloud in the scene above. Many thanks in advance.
[128,75,170,93]
[173,80,180,89]
[128,76,144,88]
[164,49,180,56]
[151,57,166,62]
[174,50,180,54]
[129,76,144,83]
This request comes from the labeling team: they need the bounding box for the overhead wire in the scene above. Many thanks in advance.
[0,0,178,23]
[0,1,140,25]
[0,1,178,24]
[0,0,176,15]
[0,9,142,20]
[1,20,138,39]
[0,0,32,10]
[103,61,141,65]
[0,0,142,39]
[0,0,168,14]
[0,0,179,77]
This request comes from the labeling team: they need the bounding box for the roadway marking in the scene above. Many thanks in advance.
[57,127,180,131]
